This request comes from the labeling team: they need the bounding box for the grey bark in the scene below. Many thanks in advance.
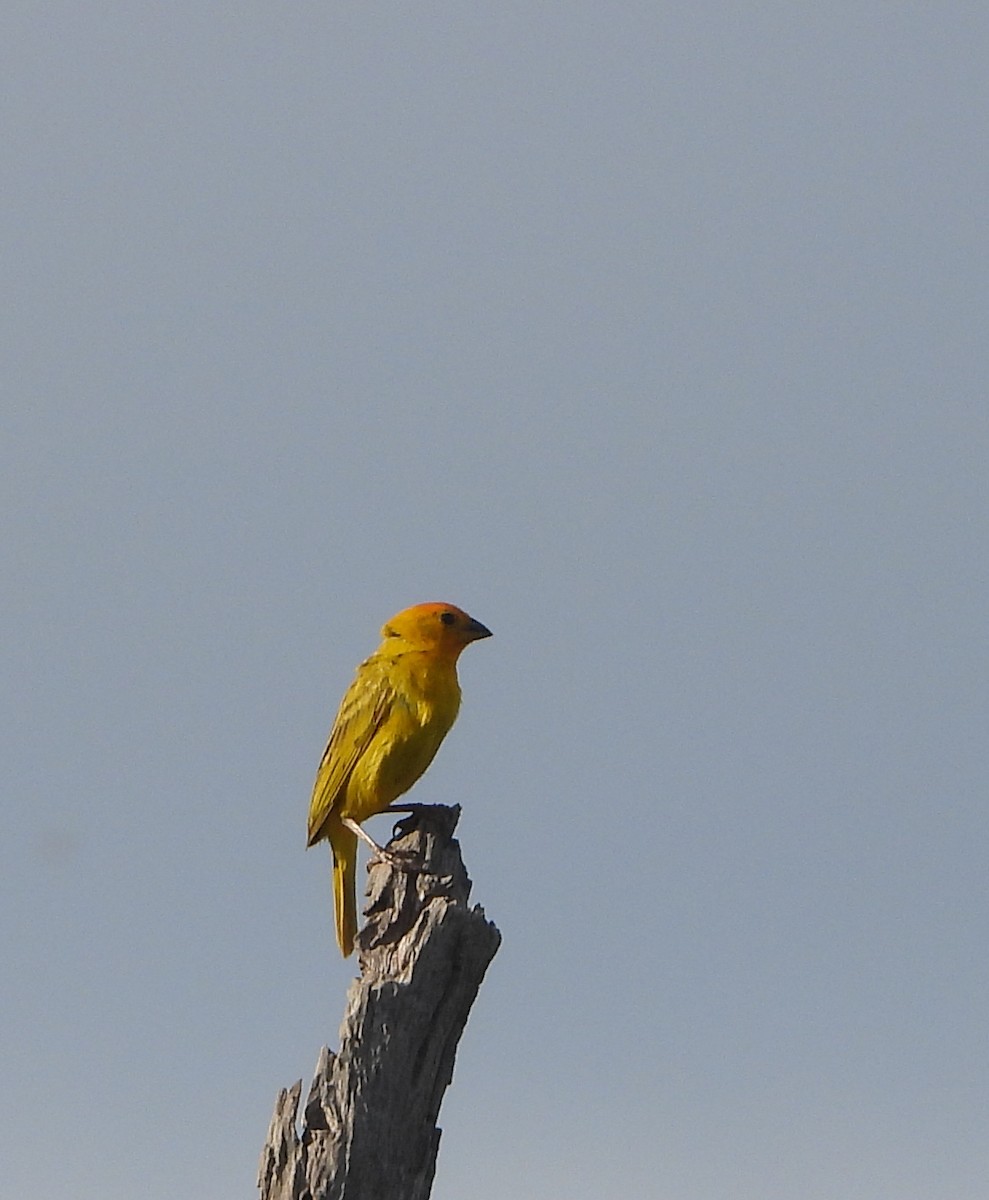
[258,804,501,1200]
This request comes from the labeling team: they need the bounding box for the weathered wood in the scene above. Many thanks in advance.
[258,804,501,1200]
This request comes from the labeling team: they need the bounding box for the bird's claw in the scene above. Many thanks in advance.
[369,846,427,874]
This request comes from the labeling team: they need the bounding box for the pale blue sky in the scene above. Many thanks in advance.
[4,5,988,1198]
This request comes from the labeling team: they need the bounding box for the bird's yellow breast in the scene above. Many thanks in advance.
[342,652,461,822]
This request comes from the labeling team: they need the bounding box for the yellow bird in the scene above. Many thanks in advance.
[307,602,492,956]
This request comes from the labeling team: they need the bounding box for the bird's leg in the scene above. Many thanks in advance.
[342,816,425,873]
[342,816,387,855]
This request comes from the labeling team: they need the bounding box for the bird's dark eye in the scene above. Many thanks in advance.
[440,611,456,626]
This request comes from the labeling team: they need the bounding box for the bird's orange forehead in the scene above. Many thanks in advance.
[392,602,470,623]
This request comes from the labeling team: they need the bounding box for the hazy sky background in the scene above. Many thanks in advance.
[4,5,987,1198]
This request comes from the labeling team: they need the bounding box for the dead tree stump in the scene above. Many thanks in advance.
[258,804,501,1200]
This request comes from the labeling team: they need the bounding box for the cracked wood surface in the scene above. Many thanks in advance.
[258,805,501,1200]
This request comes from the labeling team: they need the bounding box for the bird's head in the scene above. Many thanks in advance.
[380,603,492,659]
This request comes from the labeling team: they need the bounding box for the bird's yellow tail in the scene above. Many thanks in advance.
[329,823,358,957]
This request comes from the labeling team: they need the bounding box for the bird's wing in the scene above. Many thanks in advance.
[307,658,395,845]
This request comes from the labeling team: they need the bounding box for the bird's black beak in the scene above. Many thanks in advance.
[465,617,493,641]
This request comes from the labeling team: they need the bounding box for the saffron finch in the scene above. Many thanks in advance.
[307,602,492,956]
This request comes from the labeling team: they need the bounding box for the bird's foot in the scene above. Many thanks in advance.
[368,845,427,874]
[340,814,429,875]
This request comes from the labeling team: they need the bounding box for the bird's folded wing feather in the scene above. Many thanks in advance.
[307,658,395,844]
